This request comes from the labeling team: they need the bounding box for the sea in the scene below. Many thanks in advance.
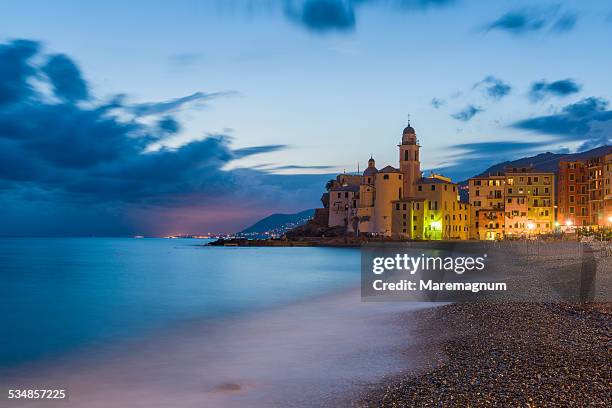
[0,238,427,407]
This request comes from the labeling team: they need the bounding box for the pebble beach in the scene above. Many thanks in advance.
[358,246,611,407]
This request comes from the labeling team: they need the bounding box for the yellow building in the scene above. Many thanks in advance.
[326,122,470,240]
[468,175,505,240]
[506,167,555,235]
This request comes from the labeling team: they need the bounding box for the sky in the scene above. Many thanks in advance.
[0,0,611,236]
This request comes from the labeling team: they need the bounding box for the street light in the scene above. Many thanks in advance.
[527,222,535,230]
[565,219,573,227]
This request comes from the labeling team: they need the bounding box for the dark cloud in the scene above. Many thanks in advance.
[42,54,89,102]
[157,116,181,135]
[0,38,322,236]
[483,8,577,35]
[511,97,612,150]
[528,78,582,102]
[285,0,356,32]
[473,76,511,101]
[128,91,233,116]
[552,12,578,33]
[484,9,546,34]
[451,105,483,121]
[0,39,39,106]
[264,164,335,170]
[430,97,445,109]
[282,0,456,33]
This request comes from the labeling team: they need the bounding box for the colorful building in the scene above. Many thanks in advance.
[587,156,605,227]
[558,161,589,227]
[468,167,555,239]
[468,175,505,240]
[326,122,469,240]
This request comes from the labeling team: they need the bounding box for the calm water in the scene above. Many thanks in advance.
[0,238,359,368]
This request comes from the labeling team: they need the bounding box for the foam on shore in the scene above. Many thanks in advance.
[2,289,433,408]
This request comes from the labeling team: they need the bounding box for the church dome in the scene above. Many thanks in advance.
[403,125,415,135]
[363,166,378,176]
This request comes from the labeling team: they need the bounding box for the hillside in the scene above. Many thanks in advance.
[239,209,315,236]
[470,145,610,180]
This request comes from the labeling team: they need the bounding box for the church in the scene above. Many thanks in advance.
[325,123,470,240]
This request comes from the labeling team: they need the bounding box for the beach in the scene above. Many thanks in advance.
[359,245,611,407]
[1,239,610,407]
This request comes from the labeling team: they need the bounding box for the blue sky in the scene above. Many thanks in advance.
[0,0,611,235]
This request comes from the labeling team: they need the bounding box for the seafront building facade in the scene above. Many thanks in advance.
[468,168,555,239]
[327,123,469,240]
[557,151,612,229]
[324,123,610,240]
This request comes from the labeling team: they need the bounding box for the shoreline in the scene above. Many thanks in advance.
[357,250,611,406]
[358,302,611,407]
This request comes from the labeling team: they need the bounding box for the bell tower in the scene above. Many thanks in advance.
[398,119,421,198]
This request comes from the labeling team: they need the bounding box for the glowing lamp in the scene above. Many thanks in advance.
[430,221,441,230]
[527,223,536,230]
[565,220,573,227]
[554,221,560,227]
[608,216,612,223]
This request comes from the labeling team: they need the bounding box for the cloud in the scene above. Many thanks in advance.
[0,38,324,236]
[451,105,483,121]
[281,0,456,33]
[473,76,511,101]
[169,53,203,67]
[433,140,552,181]
[284,0,356,33]
[430,97,445,109]
[42,54,89,102]
[262,164,336,170]
[511,97,612,150]
[128,91,234,116]
[528,78,582,102]
[552,12,578,33]
[483,7,577,35]
[232,144,288,158]
[0,39,39,106]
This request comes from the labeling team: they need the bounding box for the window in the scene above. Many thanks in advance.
[431,185,436,191]
[444,185,448,191]
[402,204,407,210]
[418,185,422,191]
[569,174,575,181]
[508,188,513,194]
[569,185,575,192]
[413,215,417,221]
[569,206,575,214]
[345,192,348,198]
[337,193,341,198]
[396,203,400,210]
[383,174,389,180]
[475,189,480,197]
